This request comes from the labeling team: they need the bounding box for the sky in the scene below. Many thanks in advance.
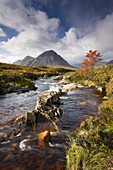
[0,0,113,65]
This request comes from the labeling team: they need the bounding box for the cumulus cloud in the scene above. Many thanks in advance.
[0,0,60,32]
[52,13,113,64]
[0,53,19,63]
[0,0,60,59]
[79,13,113,60]
[0,0,28,31]
[51,28,84,64]
[2,26,58,56]
[0,0,113,64]
[0,28,6,37]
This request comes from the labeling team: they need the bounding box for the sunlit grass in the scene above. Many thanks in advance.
[66,64,113,170]
[0,62,73,94]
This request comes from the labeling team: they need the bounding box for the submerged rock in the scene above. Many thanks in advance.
[19,139,32,151]
[26,111,36,129]
[53,75,63,81]
[14,115,26,124]
[0,132,7,142]
[57,88,67,96]
[62,83,76,92]
[4,153,15,161]
[37,130,51,146]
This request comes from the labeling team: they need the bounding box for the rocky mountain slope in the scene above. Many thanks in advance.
[14,56,34,66]
[14,50,71,67]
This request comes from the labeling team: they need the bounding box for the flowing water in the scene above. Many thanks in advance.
[0,77,102,170]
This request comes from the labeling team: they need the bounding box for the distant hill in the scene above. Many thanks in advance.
[106,60,113,65]
[14,56,34,66]
[73,61,107,68]
[13,59,22,65]
[14,50,71,67]
[96,61,107,66]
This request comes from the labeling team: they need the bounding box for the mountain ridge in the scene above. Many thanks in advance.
[14,50,71,67]
[106,60,113,65]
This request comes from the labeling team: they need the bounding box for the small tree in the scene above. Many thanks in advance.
[81,50,103,78]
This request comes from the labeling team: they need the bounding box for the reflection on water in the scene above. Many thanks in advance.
[0,77,102,170]
[60,88,101,131]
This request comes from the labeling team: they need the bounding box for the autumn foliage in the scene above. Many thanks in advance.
[81,50,103,75]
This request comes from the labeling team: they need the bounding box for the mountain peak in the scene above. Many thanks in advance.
[14,50,71,67]
[31,50,70,67]
[37,50,58,58]
[45,50,56,53]
[24,55,33,60]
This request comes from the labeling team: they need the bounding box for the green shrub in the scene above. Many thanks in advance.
[67,142,111,170]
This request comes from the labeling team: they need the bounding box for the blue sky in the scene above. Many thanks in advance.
[0,0,113,64]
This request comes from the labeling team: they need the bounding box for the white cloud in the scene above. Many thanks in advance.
[0,53,19,63]
[0,0,60,60]
[0,0,60,32]
[78,13,113,61]
[2,26,58,56]
[0,0,29,31]
[0,28,6,37]
[52,13,113,64]
[0,0,113,64]
[51,28,84,64]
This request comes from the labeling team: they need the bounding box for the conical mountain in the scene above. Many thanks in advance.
[13,50,71,67]
[30,50,70,67]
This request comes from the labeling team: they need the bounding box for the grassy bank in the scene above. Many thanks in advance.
[0,63,73,95]
[66,64,113,170]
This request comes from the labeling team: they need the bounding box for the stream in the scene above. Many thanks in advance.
[0,77,102,170]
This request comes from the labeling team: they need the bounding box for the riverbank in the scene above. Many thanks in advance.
[65,64,113,170]
[0,63,73,95]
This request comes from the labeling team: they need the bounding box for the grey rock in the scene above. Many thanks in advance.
[35,91,60,109]
[35,91,62,124]
[26,111,36,127]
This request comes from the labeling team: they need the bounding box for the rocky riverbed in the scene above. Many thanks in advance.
[0,77,102,170]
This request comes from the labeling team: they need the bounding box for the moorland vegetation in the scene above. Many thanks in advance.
[66,51,113,170]
[0,62,73,95]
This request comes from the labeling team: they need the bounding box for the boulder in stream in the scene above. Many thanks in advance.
[14,115,26,124]
[0,132,8,142]
[26,111,36,128]
[62,83,76,92]
[35,91,60,109]
[37,130,51,146]
[13,91,62,131]
[35,91,62,123]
